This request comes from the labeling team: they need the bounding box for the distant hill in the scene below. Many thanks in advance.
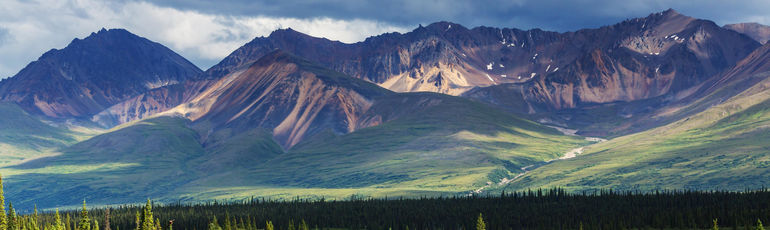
[725,22,770,44]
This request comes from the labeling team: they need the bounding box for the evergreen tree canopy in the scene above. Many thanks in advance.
[54,209,63,230]
[79,200,90,230]
[0,174,6,230]
[141,200,154,230]
[476,213,485,230]
[8,203,17,230]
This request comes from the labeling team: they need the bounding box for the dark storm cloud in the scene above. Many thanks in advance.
[142,0,770,31]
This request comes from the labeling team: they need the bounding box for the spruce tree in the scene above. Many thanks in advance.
[8,203,17,230]
[78,200,90,230]
[141,200,154,230]
[287,220,294,230]
[65,214,71,230]
[0,174,5,230]
[31,206,38,230]
[208,217,221,230]
[223,213,231,230]
[24,216,32,230]
[134,212,140,230]
[54,209,63,230]
[299,220,308,230]
[153,219,160,230]
[713,219,719,230]
[92,221,98,230]
[758,219,765,230]
[264,221,273,230]
[476,213,486,230]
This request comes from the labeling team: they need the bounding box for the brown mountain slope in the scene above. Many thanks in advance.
[466,42,770,138]
[725,22,770,44]
[93,9,759,129]
[201,10,757,112]
[165,50,393,148]
[91,80,213,127]
[502,42,770,192]
[466,9,760,112]
[0,28,202,118]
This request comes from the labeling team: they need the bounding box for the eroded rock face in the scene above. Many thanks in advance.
[167,51,393,149]
[201,22,574,96]
[465,9,760,111]
[10,9,758,131]
[200,10,758,113]
[0,28,202,118]
[91,80,213,127]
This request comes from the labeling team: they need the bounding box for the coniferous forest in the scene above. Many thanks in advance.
[1,176,769,230]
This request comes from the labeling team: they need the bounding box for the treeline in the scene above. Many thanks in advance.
[3,174,770,229]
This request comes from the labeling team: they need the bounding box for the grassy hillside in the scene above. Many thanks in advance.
[2,93,588,208]
[506,72,770,191]
[3,117,205,206]
[181,93,588,201]
[0,102,96,166]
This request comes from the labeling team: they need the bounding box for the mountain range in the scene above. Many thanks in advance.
[2,9,770,209]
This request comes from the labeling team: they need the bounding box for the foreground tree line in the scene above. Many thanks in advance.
[1,175,770,229]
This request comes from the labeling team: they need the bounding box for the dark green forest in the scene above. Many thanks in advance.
[2,175,770,230]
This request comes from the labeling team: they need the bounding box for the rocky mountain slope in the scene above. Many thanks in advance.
[4,53,586,208]
[205,9,758,109]
[3,9,770,209]
[0,28,202,118]
[166,50,393,149]
[504,42,770,191]
[465,9,760,112]
[725,22,770,44]
[88,10,762,130]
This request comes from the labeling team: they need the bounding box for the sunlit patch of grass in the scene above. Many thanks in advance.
[504,77,770,192]
[0,162,140,177]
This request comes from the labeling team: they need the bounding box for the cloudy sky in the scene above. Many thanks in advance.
[0,0,769,78]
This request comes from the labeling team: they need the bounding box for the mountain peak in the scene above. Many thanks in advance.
[87,28,133,39]
[0,28,202,118]
[638,8,690,23]
[425,21,466,30]
[268,27,306,38]
[661,8,680,16]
